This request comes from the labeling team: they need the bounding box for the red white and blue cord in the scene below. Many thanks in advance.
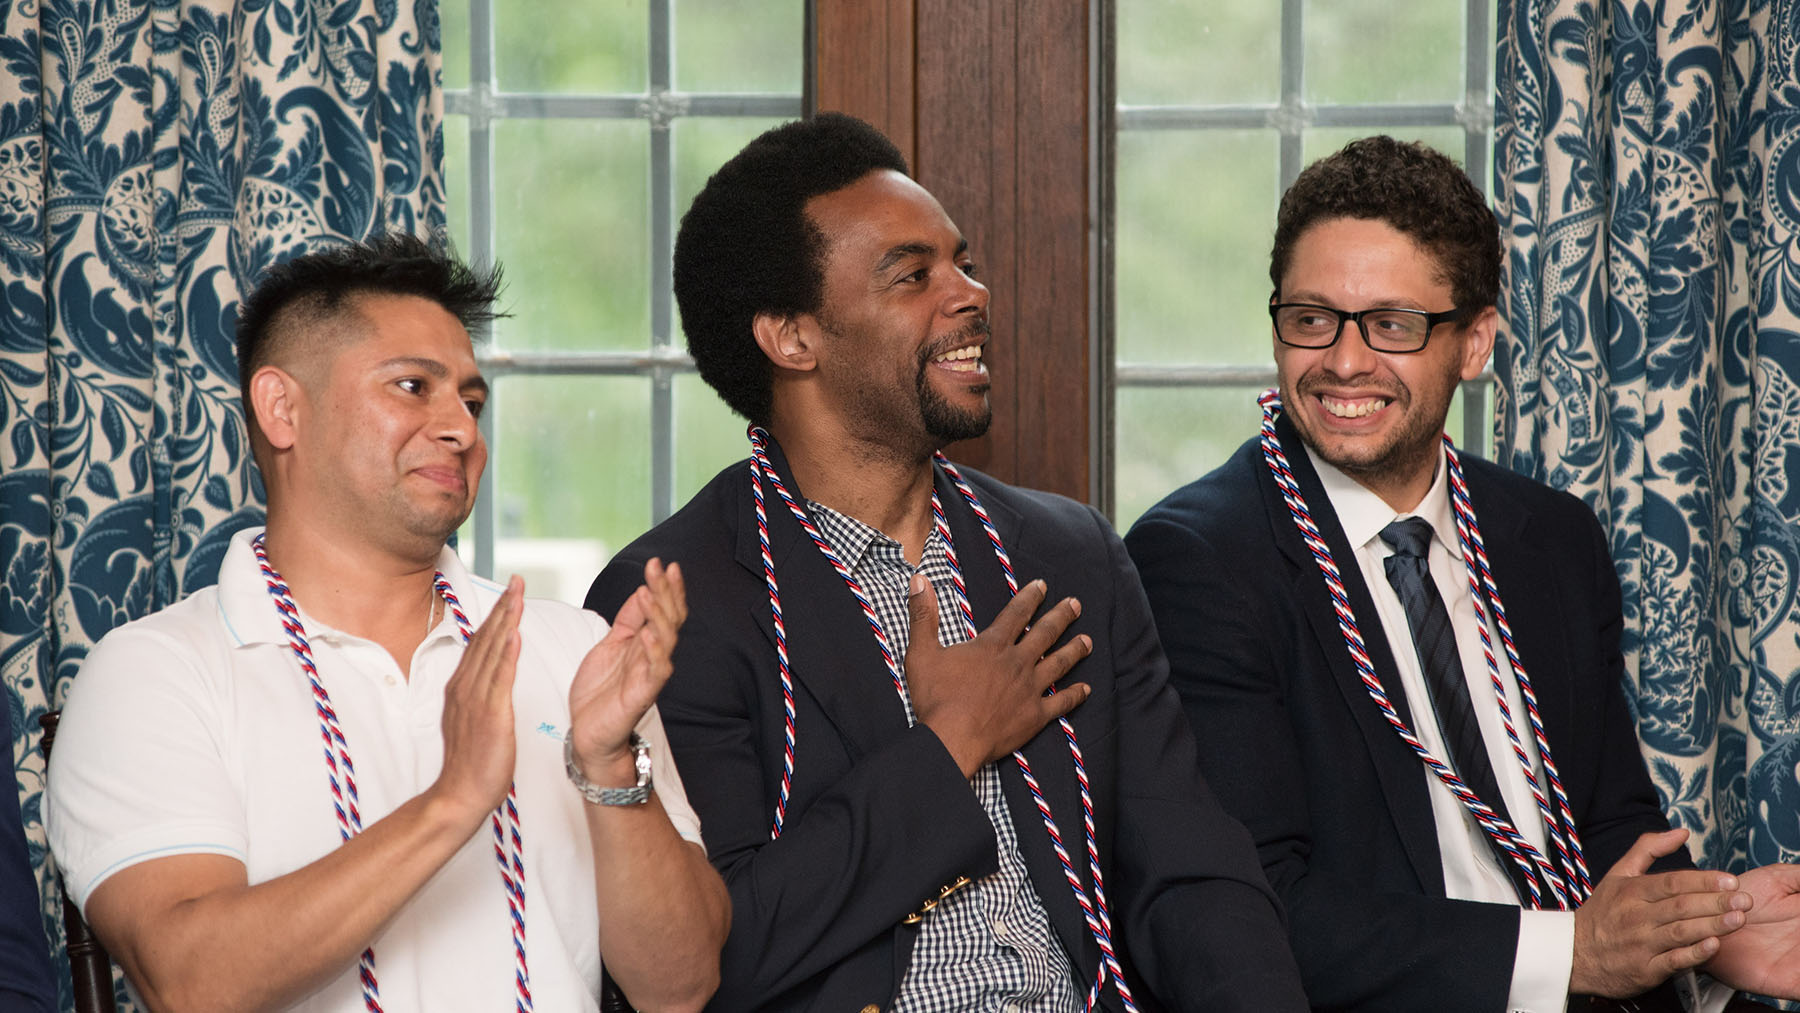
[1444,445,1593,895]
[748,427,1138,1012]
[254,535,534,1011]
[1255,390,1590,909]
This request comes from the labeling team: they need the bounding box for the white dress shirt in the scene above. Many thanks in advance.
[1307,447,1736,1013]
[1309,445,1577,1013]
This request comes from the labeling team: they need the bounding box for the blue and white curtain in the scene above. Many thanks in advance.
[1494,0,1800,889]
[0,1,444,1007]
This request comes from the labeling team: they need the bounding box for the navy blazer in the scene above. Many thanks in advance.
[587,439,1306,1013]
[1124,415,1679,1012]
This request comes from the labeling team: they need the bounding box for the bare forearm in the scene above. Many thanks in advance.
[584,792,729,1012]
[93,791,482,1013]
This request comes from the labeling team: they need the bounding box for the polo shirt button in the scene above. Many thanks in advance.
[384,675,398,687]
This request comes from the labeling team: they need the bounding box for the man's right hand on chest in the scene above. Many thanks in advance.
[904,575,1093,779]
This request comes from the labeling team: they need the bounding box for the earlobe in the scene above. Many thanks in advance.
[752,312,818,373]
[249,366,302,451]
[1461,306,1500,380]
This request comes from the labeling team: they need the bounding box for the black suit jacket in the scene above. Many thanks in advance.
[587,440,1307,1013]
[1123,415,1680,1012]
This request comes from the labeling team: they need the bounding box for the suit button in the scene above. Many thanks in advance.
[859,1006,880,1013]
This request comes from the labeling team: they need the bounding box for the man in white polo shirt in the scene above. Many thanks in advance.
[45,235,729,1012]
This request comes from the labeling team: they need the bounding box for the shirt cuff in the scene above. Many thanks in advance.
[1674,970,1735,1013]
[1507,908,1576,1013]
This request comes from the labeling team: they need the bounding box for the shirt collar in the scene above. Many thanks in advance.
[804,499,947,577]
[1305,442,1460,558]
[215,526,480,648]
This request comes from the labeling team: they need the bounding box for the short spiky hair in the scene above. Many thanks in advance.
[1270,136,1500,311]
[234,233,504,441]
[673,113,910,423]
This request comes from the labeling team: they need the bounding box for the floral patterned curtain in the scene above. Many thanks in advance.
[1494,0,1800,890]
[0,1,444,1007]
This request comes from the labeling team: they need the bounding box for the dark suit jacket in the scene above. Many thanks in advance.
[587,440,1307,1013]
[1123,415,1681,1013]
[3,708,55,1013]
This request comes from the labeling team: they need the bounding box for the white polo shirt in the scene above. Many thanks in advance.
[46,528,703,1013]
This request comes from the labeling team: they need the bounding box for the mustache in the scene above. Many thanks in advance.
[1295,371,1404,400]
[917,318,992,366]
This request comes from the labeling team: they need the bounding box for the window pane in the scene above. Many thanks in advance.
[1301,126,1470,172]
[1303,0,1463,104]
[675,117,790,225]
[1112,382,1489,532]
[496,0,647,93]
[674,373,750,504]
[1117,0,1279,105]
[676,0,803,92]
[444,115,471,254]
[1116,130,1279,364]
[441,0,468,90]
[1114,385,1269,530]
[492,119,651,351]
[489,375,651,600]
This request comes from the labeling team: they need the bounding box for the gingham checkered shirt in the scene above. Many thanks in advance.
[805,500,1082,1013]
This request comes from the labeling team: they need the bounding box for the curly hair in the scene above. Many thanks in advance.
[234,233,505,445]
[673,113,909,423]
[1270,136,1499,311]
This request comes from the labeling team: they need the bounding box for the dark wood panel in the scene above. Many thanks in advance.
[1007,0,1092,503]
[814,0,1095,503]
[811,0,917,165]
[914,0,1092,500]
[914,0,1016,483]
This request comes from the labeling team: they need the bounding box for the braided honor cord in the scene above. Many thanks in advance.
[1444,444,1593,896]
[254,535,534,1011]
[748,427,1138,1013]
[934,455,1139,1013]
[1254,391,1589,909]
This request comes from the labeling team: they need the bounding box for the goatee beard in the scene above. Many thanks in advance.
[915,322,993,444]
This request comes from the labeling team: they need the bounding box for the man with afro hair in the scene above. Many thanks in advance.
[588,113,1307,1012]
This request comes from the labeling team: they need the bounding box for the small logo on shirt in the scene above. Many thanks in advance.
[536,721,566,742]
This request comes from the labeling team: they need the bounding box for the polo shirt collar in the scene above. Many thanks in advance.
[215,527,481,649]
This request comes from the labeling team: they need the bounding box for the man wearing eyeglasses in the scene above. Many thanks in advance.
[1124,136,1800,1012]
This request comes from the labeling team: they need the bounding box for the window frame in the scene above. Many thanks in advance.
[442,0,1499,551]
[443,0,806,578]
[1105,0,1498,517]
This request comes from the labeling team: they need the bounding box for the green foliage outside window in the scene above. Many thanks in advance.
[1113,0,1485,527]
[443,1,800,573]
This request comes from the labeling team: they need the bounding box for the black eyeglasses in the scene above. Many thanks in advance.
[1269,302,1471,354]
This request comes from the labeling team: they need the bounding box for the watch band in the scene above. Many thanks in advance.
[564,732,652,806]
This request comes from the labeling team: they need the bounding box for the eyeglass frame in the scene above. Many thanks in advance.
[1267,301,1474,354]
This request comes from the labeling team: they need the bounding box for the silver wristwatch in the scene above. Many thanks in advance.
[564,732,653,806]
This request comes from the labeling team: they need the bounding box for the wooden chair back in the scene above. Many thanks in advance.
[37,710,118,1013]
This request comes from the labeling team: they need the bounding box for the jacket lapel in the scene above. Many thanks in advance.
[1265,413,1446,895]
[1458,463,1575,781]
[938,467,1109,982]
[731,437,911,758]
